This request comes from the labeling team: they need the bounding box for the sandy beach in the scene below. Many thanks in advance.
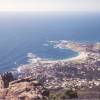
[61,52,88,62]
[39,51,88,64]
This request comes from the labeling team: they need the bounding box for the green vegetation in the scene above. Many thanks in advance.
[49,89,78,100]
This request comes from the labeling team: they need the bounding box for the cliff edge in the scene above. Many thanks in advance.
[0,72,49,100]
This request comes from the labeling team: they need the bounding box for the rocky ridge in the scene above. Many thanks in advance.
[0,72,49,100]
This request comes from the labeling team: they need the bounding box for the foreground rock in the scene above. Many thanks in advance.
[0,72,14,88]
[0,75,49,100]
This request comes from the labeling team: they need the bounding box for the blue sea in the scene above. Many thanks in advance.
[0,12,100,73]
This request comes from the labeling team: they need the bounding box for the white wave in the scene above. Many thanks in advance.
[17,64,33,73]
[17,66,22,73]
[48,40,59,44]
[27,53,36,58]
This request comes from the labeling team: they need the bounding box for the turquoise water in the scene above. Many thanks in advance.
[0,12,100,72]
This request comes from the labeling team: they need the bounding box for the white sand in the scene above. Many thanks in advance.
[40,51,88,64]
[62,52,88,62]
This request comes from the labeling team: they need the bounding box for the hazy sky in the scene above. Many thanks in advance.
[0,0,100,12]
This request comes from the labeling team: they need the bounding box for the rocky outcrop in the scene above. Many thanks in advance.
[0,76,49,100]
[0,72,14,88]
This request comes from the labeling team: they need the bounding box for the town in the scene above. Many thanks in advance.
[17,41,100,90]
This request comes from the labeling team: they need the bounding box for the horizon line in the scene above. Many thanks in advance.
[0,10,100,13]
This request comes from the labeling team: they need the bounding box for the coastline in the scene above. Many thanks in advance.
[43,41,88,63]
[17,49,88,73]
[17,41,89,73]
[33,44,88,64]
[60,52,88,62]
[54,41,88,62]
[48,51,88,63]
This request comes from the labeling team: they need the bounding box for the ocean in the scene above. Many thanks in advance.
[0,12,100,72]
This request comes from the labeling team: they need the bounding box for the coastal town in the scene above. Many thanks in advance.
[17,40,100,90]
